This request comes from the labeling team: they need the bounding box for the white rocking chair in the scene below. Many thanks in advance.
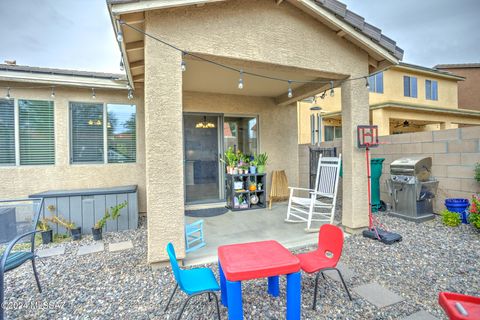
[285,154,342,231]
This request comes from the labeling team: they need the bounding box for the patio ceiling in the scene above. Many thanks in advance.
[183,55,347,103]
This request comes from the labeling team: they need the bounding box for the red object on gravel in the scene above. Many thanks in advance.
[439,292,480,320]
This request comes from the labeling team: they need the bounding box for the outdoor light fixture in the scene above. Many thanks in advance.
[287,81,293,98]
[120,59,124,71]
[50,87,55,99]
[330,81,334,97]
[92,88,96,99]
[181,52,187,72]
[195,116,216,129]
[117,31,123,42]
[128,89,134,100]
[238,70,244,89]
[5,87,11,100]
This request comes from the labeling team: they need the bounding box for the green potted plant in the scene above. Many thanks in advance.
[250,159,258,174]
[47,216,82,240]
[92,201,128,240]
[255,153,268,174]
[37,219,53,244]
[440,209,462,227]
[468,195,480,231]
[222,147,237,174]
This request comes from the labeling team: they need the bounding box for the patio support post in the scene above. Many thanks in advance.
[371,109,390,136]
[340,79,370,232]
[144,25,185,263]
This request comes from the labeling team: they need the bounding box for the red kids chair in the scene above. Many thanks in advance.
[296,224,352,310]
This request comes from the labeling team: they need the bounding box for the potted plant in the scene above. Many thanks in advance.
[37,219,53,244]
[468,195,480,231]
[222,147,237,174]
[255,153,268,174]
[249,159,257,174]
[92,201,128,240]
[440,209,462,227]
[47,216,82,240]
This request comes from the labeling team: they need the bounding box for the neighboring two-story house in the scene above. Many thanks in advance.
[435,63,480,112]
[298,62,480,143]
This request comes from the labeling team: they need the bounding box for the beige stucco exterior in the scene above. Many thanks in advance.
[0,83,147,212]
[298,63,480,143]
[140,0,380,263]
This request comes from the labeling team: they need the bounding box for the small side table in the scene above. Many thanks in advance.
[218,240,301,320]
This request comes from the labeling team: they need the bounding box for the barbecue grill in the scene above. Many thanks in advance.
[386,156,438,222]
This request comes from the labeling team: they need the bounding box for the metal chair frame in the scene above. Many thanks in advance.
[0,198,44,320]
[165,283,221,320]
[312,268,352,310]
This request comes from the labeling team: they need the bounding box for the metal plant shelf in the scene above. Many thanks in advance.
[226,173,267,211]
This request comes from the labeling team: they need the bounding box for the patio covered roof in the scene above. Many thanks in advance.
[107,0,403,89]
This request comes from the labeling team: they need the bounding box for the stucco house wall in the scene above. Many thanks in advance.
[0,83,147,212]
[143,0,371,263]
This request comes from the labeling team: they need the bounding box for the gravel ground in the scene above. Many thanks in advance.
[3,212,480,320]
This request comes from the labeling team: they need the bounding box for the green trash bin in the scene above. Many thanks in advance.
[339,158,385,212]
[370,158,385,212]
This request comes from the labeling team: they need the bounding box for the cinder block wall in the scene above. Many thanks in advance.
[299,126,480,212]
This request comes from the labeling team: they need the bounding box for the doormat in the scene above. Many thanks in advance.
[185,207,229,218]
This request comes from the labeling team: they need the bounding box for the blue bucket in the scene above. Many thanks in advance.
[445,198,470,224]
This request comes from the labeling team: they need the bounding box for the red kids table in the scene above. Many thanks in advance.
[218,240,301,320]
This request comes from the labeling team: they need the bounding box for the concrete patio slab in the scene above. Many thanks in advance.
[323,262,356,282]
[184,203,320,266]
[77,242,104,256]
[352,282,404,308]
[401,311,439,320]
[37,246,65,258]
[109,240,133,252]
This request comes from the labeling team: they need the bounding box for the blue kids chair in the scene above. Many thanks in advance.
[165,243,221,319]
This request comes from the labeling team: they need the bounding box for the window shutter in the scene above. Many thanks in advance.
[0,99,15,165]
[426,80,432,100]
[18,100,55,165]
[376,72,384,93]
[107,104,136,163]
[403,76,410,97]
[432,81,438,100]
[70,102,104,163]
[411,77,418,98]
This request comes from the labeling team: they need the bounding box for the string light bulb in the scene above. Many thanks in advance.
[50,87,55,99]
[238,70,244,89]
[365,77,370,89]
[120,59,124,71]
[287,81,293,98]
[5,87,11,100]
[128,89,134,100]
[92,88,96,99]
[320,91,326,99]
[181,52,187,72]
[330,81,335,97]
[117,30,123,42]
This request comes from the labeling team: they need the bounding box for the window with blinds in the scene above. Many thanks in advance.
[70,102,104,163]
[0,99,15,165]
[18,100,55,165]
[107,104,136,163]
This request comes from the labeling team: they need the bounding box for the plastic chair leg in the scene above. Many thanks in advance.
[268,276,280,297]
[286,272,301,320]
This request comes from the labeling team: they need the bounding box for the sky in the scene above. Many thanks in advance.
[0,0,479,73]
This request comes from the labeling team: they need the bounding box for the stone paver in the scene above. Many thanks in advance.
[401,310,439,320]
[109,240,133,252]
[323,262,355,282]
[37,246,65,258]
[77,243,104,256]
[352,282,404,308]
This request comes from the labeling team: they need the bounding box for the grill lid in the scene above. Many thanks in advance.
[390,156,432,181]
